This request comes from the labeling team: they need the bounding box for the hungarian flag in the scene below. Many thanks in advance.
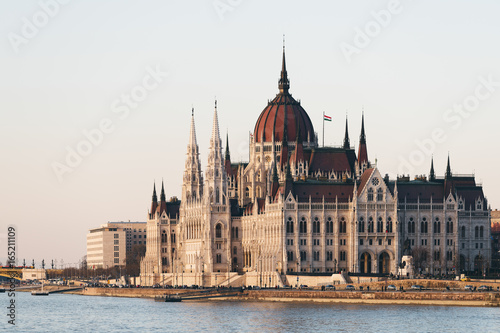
[324,114,332,122]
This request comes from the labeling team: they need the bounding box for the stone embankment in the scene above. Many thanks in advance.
[74,279,500,307]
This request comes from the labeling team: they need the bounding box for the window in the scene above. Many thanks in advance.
[114,240,119,245]
[475,226,479,238]
[287,251,294,261]
[480,243,483,249]
[377,217,383,233]
[114,246,119,251]
[171,233,176,243]
[114,252,119,257]
[446,218,453,234]
[461,226,466,238]
[408,217,415,234]
[313,239,320,246]
[377,188,383,201]
[433,218,441,234]
[114,258,119,264]
[378,239,382,246]
[313,251,320,261]
[480,226,484,238]
[360,239,364,246]
[245,187,250,198]
[300,217,307,234]
[421,219,428,234]
[447,251,453,261]
[216,254,222,264]
[388,239,391,245]
[368,217,374,233]
[340,217,346,233]
[359,217,365,233]
[367,188,374,201]
[216,243,222,250]
[300,239,307,246]
[233,246,237,255]
[287,239,294,246]
[114,234,119,239]
[313,217,320,234]
[327,251,333,261]
[287,217,294,234]
[216,224,222,238]
[139,235,142,238]
[134,235,136,238]
[340,251,346,261]
[327,217,334,234]
[369,239,373,246]
[434,250,440,261]
[326,239,333,246]
[300,251,307,261]
[386,217,393,233]
[476,243,478,249]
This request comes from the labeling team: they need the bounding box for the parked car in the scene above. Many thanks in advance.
[325,285,336,290]
[411,285,424,291]
[464,285,473,291]
[345,285,355,291]
[478,285,490,291]
[460,277,471,282]
[387,285,397,291]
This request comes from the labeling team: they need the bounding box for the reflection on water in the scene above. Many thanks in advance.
[7,292,500,332]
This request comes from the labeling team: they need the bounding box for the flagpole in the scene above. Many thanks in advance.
[322,111,325,147]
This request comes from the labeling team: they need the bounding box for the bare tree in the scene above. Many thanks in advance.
[411,246,429,274]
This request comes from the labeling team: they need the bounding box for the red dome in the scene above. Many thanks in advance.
[253,49,315,144]
[254,93,315,143]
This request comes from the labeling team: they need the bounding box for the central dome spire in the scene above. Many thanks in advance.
[278,41,290,94]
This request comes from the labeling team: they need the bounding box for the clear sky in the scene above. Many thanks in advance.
[1,0,499,267]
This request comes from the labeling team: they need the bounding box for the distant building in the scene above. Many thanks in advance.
[105,221,148,252]
[22,268,46,281]
[491,210,500,273]
[87,226,126,269]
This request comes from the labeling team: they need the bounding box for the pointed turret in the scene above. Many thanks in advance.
[429,157,436,181]
[224,133,232,177]
[150,183,158,218]
[357,113,368,166]
[158,180,167,215]
[205,99,227,205]
[182,108,203,201]
[445,154,452,179]
[270,162,280,199]
[343,116,350,149]
[278,43,290,94]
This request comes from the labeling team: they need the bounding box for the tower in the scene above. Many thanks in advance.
[182,108,203,202]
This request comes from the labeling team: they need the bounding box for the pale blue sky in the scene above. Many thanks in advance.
[1,0,499,265]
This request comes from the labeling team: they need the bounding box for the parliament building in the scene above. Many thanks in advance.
[140,49,491,287]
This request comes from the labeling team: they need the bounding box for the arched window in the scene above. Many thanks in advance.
[327,217,333,234]
[287,217,294,234]
[368,217,374,233]
[461,226,466,238]
[300,217,307,234]
[340,217,346,233]
[422,218,428,234]
[480,226,484,238]
[216,224,222,238]
[313,217,320,234]
[377,217,384,233]
[235,227,238,239]
[475,226,479,238]
[359,217,365,233]
[367,188,374,201]
[245,187,250,198]
[434,218,440,234]
[215,187,220,204]
[408,217,415,234]
[387,217,393,233]
[377,188,383,201]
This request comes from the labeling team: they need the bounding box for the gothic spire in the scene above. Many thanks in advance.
[160,180,166,201]
[357,112,368,166]
[225,132,230,160]
[211,100,221,145]
[445,154,452,179]
[278,40,290,94]
[429,157,436,181]
[152,182,157,202]
[189,107,197,148]
[343,115,350,149]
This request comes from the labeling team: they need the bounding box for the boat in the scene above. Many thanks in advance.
[155,294,182,302]
[32,282,49,296]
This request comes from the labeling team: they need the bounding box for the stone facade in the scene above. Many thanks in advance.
[139,49,491,287]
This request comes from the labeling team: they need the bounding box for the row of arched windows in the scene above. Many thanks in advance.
[407,217,455,234]
[358,217,393,233]
[286,216,346,234]
[367,188,384,201]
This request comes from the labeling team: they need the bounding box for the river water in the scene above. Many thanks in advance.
[4,292,500,332]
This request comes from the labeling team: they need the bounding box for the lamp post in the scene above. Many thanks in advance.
[296,260,299,288]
